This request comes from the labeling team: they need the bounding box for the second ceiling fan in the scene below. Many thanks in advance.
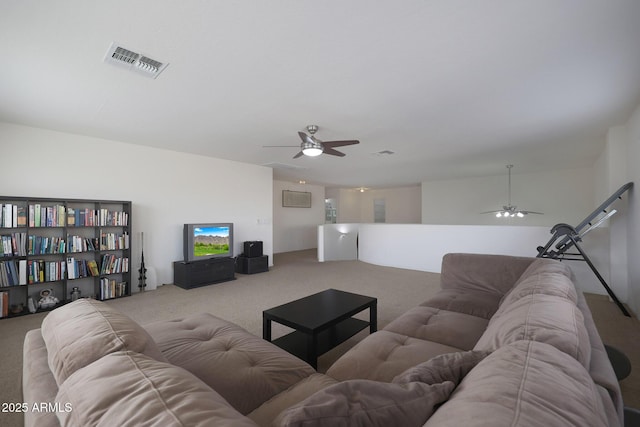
[265,125,360,159]
[482,164,543,218]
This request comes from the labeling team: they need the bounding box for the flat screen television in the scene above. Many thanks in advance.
[183,223,234,262]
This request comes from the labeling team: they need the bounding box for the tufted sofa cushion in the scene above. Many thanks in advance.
[383,306,489,350]
[326,330,463,382]
[40,298,167,385]
[144,312,316,415]
[56,351,258,427]
[424,340,615,427]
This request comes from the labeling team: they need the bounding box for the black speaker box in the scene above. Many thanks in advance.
[236,255,268,274]
[243,241,263,258]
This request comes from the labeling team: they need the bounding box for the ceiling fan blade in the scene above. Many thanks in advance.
[293,151,304,159]
[298,131,314,144]
[322,147,346,157]
[323,140,360,148]
[521,211,544,215]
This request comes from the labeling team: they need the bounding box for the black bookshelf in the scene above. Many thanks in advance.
[0,196,132,318]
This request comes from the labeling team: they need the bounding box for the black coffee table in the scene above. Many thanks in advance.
[263,288,377,369]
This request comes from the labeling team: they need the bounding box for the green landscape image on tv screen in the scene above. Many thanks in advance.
[193,226,230,256]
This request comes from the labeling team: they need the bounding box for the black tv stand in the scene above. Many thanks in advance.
[173,257,236,289]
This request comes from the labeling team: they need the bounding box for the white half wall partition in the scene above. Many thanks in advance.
[318,223,612,297]
[357,224,550,272]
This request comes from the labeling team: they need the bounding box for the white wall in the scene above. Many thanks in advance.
[624,103,640,315]
[332,185,421,223]
[272,180,325,253]
[0,122,273,286]
[421,168,594,227]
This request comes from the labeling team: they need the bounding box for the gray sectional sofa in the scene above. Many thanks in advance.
[22,253,623,426]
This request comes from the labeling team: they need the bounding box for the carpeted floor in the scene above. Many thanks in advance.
[1,249,639,426]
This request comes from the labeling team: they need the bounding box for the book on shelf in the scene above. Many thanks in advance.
[1,203,16,228]
[0,291,9,318]
[87,259,100,277]
[0,204,26,228]
[67,208,75,226]
[100,232,130,250]
[99,278,127,300]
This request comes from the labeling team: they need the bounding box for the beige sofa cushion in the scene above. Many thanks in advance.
[40,299,167,385]
[577,292,624,424]
[274,379,454,427]
[144,312,316,415]
[383,306,489,350]
[56,351,257,427]
[496,259,577,317]
[326,330,463,382]
[440,253,534,295]
[421,288,502,319]
[474,293,591,368]
[424,340,614,427]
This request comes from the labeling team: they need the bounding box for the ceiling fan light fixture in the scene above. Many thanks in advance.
[301,141,323,157]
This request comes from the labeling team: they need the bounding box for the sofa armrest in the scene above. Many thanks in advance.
[440,253,535,295]
[577,292,624,425]
[22,329,60,427]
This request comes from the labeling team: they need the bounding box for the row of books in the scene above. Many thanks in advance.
[66,257,100,280]
[1,233,27,257]
[100,254,129,275]
[100,279,127,300]
[0,260,27,287]
[1,233,129,257]
[60,207,129,227]
[1,204,27,228]
[0,203,129,228]
[67,236,98,253]
[28,259,67,284]
[100,232,130,250]
[31,204,66,227]
[28,236,66,255]
[0,291,9,318]
[0,256,130,287]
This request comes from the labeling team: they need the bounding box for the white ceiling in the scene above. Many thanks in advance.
[2,1,640,188]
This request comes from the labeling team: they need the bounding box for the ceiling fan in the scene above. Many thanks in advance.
[264,125,360,159]
[482,164,543,218]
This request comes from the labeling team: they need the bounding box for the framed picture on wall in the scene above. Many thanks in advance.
[283,190,311,208]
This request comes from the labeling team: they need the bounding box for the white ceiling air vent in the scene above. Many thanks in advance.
[104,42,168,79]
[372,150,395,156]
